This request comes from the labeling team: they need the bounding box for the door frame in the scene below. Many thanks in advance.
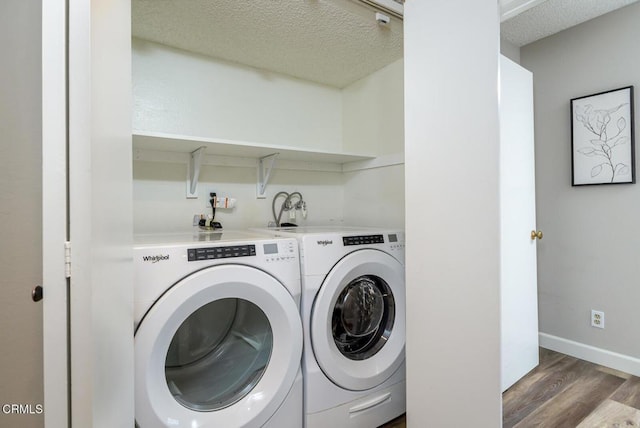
[42,0,69,425]
[67,0,134,426]
[42,0,135,426]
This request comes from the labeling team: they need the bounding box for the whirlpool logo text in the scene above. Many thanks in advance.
[316,240,333,246]
[142,254,170,263]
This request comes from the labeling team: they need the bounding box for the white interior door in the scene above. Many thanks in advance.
[500,56,539,392]
[1,2,47,427]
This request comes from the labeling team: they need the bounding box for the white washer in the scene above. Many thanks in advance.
[134,231,303,428]
[254,226,406,428]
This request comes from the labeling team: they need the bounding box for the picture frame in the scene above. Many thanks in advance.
[570,86,635,186]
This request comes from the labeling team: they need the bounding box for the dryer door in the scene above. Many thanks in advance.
[135,264,302,428]
[311,249,405,391]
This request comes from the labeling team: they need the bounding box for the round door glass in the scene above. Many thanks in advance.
[331,275,395,360]
[165,298,272,411]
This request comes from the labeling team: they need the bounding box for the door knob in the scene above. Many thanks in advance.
[530,230,543,240]
[32,285,43,302]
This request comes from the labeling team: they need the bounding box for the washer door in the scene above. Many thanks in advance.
[135,264,302,428]
[311,249,405,391]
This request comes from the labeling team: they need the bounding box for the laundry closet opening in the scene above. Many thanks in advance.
[131,0,406,234]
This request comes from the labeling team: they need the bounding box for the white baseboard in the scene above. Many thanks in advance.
[539,333,640,377]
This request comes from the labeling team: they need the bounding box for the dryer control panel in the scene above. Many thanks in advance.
[187,245,256,261]
[264,240,298,263]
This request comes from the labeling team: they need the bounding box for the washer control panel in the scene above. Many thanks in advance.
[388,233,405,251]
[342,234,384,246]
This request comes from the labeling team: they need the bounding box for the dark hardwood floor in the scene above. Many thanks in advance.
[379,414,406,428]
[503,348,640,427]
[381,348,640,427]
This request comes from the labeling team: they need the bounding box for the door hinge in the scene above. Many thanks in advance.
[64,241,71,278]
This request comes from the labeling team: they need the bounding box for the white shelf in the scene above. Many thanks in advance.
[132,131,376,164]
[132,130,381,199]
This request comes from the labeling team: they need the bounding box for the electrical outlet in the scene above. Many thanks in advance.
[591,310,605,329]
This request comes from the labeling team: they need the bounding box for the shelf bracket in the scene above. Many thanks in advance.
[186,146,207,198]
[256,153,279,199]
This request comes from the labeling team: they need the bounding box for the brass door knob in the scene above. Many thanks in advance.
[530,230,543,240]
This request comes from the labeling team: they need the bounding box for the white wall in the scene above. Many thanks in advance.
[405,1,502,426]
[342,164,404,228]
[133,39,347,232]
[0,1,43,426]
[342,59,405,228]
[521,2,640,367]
[133,40,405,233]
[343,59,404,155]
[133,38,342,151]
[133,162,346,232]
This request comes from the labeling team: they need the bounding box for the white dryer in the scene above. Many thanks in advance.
[133,231,303,428]
[254,226,406,428]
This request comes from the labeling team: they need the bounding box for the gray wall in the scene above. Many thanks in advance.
[501,37,521,64]
[521,2,640,359]
[0,1,44,427]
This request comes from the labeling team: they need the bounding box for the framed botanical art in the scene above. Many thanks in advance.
[570,86,635,186]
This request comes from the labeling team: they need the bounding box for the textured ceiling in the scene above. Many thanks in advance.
[133,0,639,87]
[501,0,640,47]
[132,0,403,89]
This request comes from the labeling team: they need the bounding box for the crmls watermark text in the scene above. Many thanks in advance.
[2,404,43,415]
[142,254,170,263]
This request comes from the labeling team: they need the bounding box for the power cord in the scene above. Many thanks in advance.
[199,192,223,229]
